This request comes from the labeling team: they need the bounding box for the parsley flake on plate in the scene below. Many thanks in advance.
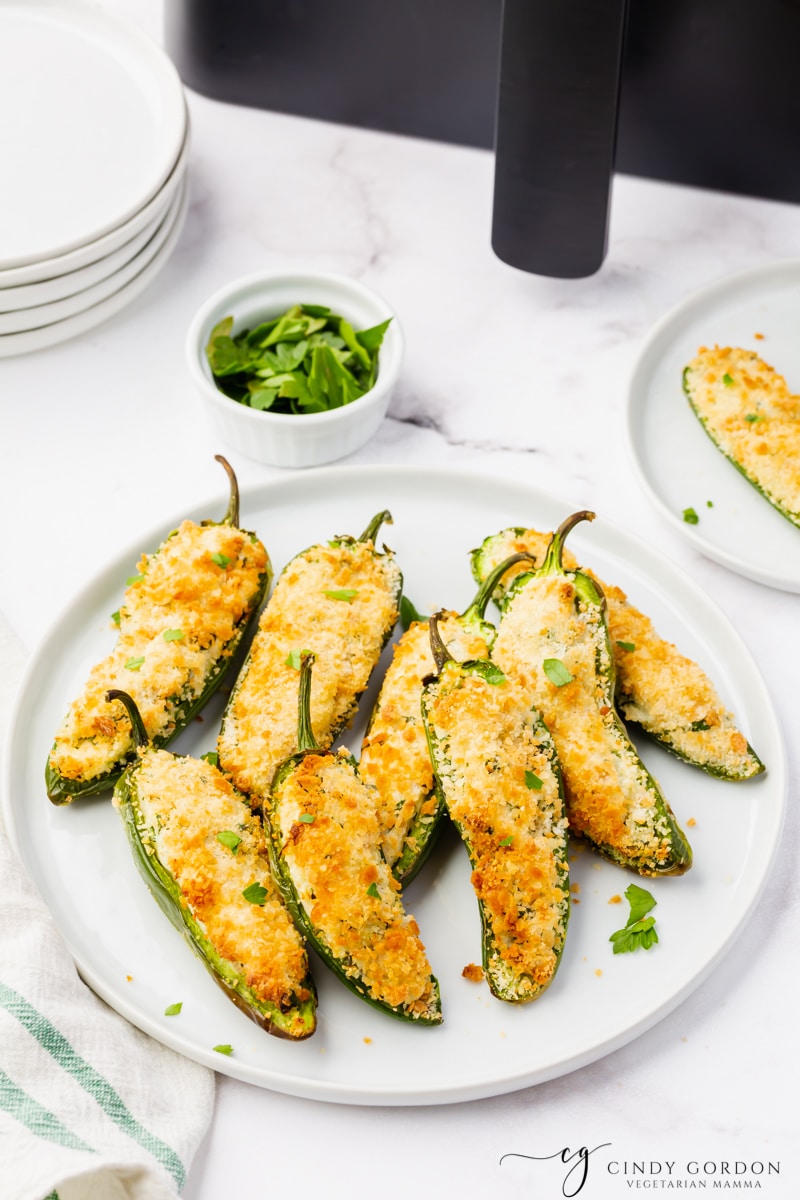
[609,884,659,954]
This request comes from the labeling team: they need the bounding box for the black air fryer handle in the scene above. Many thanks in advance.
[491,0,629,278]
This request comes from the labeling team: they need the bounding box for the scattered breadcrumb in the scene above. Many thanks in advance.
[687,817,697,827]
[595,969,603,977]
[462,963,484,982]
[609,894,622,904]
[363,1037,372,1045]
[570,882,581,894]
[754,332,764,340]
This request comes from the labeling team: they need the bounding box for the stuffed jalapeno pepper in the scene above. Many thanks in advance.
[218,511,401,802]
[471,525,763,781]
[47,457,271,804]
[360,553,536,884]
[421,615,570,1003]
[266,655,442,1024]
[109,689,316,1041]
[491,512,692,877]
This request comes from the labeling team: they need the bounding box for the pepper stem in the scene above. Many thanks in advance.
[428,611,454,675]
[358,509,393,545]
[215,454,240,527]
[106,690,149,750]
[460,551,538,624]
[296,653,320,755]
[540,510,595,576]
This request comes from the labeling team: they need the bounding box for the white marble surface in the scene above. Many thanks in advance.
[1,2,798,1197]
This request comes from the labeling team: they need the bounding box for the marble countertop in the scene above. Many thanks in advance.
[1,3,798,1197]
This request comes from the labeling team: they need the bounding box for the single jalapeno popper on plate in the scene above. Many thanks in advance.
[491,512,693,877]
[218,510,401,802]
[421,614,570,1003]
[47,456,271,804]
[266,655,442,1024]
[109,689,317,1041]
[471,525,763,781]
[360,552,537,884]
[683,345,800,530]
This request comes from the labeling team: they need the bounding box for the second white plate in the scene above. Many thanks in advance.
[626,259,800,592]
[2,466,784,1105]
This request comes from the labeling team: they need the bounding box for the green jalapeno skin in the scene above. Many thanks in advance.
[218,510,402,804]
[470,525,763,782]
[46,456,271,805]
[109,689,317,1041]
[492,512,692,878]
[266,655,442,1025]
[360,553,537,886]
[420,614,570,1003]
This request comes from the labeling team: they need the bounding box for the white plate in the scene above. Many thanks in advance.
[0,0,186,270]
[0,120,189,290]
[2,466,784,1106]
[0,179,188,358]
[626,259,800,592]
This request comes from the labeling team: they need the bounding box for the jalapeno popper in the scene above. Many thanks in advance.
[471,525,763,781]
[266,655,442,1024]
[421,616,570,1003]
[491,512,692,877]
[360,553,536,884]
[108,690,316,1040]
[684,345,800,530]
[218,511,401,802]
[47,457,271,804]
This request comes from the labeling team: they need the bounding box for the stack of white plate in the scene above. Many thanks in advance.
[0,1,189,357]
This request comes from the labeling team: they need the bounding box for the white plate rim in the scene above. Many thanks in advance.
[0,0,187,270]
[1,464,786,1105]
[0,177,188,358]
[625,257,800,593]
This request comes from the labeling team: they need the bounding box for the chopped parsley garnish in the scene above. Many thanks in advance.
[366,882,380,898]
[400,595,426,630]
[242,882,268,905]
[299,813,315,824]
[111,610,121,626]
[524,770,543,791]
[164,1002,182,1016]
[543,658,573,687]
[722,372,735,386]
[285,648,311,669]
[609,884,659,954]
[744,413,762,423]
[217,830,242,854]
[616,640,636,652]
[690,719,711,731]
[211,552,230,568]
[201,751,219,766]
[499,835,513,847]
[706,500,714,508]
[481,664,506,686]
[214,1044,233,1056]
[126,573,144,586]
[124,656,145,671]
[324,588,359,602]
[163,628,184,642]
[682,507,699,525]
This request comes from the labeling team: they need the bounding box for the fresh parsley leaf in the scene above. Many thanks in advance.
[213,1044,233,1056]
[524,770,543,790]
[111,610,121,626]
[682,507,699,525]
[624,883,657,925]
[126,573,144,586]
[400,595,426,630]
[481,664,506,686]
[242,882,268,905]
[609,884,659,954]
[217,830,242,854]
[201,751,219,766]
[366,882,380,898]
[163,628,184,642]
[722,372,735,386]
[543,658,573,687]
[616,640,636,652]
[745,413,762,423]
[211,552,230,568]
[499,835,513,847]
[285,648,311,669]
[164,1002,182,1016]
[324,589,358,602]
[299,813,315,824]
[124,656,144,671]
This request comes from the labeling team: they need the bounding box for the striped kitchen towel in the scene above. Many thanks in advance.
[0,616,214,1200]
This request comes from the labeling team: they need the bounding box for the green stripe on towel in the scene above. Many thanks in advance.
[0,1068,94,1153]
[0,983,185,1188]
